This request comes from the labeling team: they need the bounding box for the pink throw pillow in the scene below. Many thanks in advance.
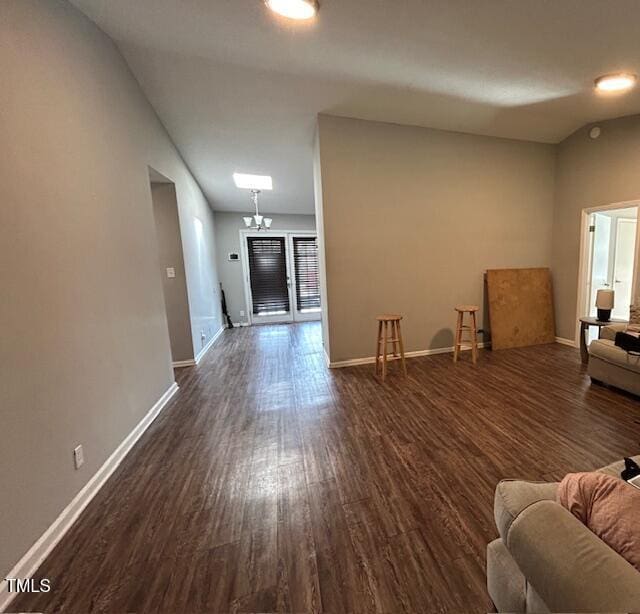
[557,472,640,571]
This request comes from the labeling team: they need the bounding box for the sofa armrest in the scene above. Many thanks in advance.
[494,480,557,541]
[600,323,626,341]
[507,500,640,612]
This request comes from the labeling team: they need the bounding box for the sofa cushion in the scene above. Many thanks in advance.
[589,338,640,373]
[494,479,558,541]
[600,323,627,341]
[558,472,640,571]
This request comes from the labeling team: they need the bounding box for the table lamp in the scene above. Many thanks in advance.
[596,289,614,321]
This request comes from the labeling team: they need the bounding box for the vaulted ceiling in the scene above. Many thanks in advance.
[70,0,640,214]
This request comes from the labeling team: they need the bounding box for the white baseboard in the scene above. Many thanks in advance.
[232,322,250,327]
[324,347,331,368]
[328,342,490,368]
[195,325,225,364]
[555,336,578,348]
[173,326,225,369]
[172,359,196,368]
[0,382,179,614]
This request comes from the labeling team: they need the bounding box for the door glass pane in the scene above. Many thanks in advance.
[247,237,290,315]
[612,218,636,319]
[293,237,321,312]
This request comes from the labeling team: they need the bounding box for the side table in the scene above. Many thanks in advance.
[578,316,628,364]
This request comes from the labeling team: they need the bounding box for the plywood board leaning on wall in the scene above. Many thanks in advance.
[486,268,556,350]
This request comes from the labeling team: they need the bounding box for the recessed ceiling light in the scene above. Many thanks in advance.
[233,173,273,190]
[594,73,637,93]
[265,0,319,20]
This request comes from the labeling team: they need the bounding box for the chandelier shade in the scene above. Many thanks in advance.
[242,190,272,231]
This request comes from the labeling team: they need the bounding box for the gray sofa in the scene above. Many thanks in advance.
[487,455,640,612]
[589,323,640,396]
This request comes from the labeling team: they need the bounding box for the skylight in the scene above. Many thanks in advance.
[233,173,273,190]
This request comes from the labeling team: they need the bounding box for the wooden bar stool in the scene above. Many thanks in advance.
[375,314,407,382]
[454,305,479,364]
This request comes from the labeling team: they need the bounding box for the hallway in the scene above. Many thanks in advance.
[14,322,640,613]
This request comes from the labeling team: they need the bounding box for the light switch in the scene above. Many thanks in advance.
[73,445,84,469]
[166,267,176,278]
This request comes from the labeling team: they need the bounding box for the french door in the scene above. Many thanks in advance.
[586,209,637,320]
[242,232,321,325]
[245,235,293,324]
[288,235,322,322]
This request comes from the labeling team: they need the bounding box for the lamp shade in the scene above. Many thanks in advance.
[596,289,615,310]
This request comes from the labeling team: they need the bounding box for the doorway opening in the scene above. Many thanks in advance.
[577,202,639,344]
[239,230,321,325]
[148,168,194,366]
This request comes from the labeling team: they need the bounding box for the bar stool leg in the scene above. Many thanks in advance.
[397,320,407,376]
[391,321,399,357]
[381,321,388,382]
[453,311,463,362]
[375,320,382,376]
[471,311,478,364]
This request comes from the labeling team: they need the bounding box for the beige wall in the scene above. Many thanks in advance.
[316,114,556,363]
[0,0,221,579]
[553,115,640,340]
[213,212,316,324]
[151,183,193,363]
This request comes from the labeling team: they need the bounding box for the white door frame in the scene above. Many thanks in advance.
[240,230,294,325]
[239,229,321,325]
[575,199,640,345]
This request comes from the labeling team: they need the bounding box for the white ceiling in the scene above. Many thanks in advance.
[70,0,640,214]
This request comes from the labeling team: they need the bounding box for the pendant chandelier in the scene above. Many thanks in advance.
[243,189,272,231]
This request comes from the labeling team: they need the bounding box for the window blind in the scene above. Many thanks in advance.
[293,237,321,311]
[247,237,290,315]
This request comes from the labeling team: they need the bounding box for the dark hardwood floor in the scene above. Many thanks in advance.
[12,322,640,613]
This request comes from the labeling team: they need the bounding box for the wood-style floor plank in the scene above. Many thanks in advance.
[11,322,640,613]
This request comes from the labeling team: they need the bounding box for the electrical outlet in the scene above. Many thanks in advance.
[240,310,245,317]
[166,267,176,278]
[73,445,84,469]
